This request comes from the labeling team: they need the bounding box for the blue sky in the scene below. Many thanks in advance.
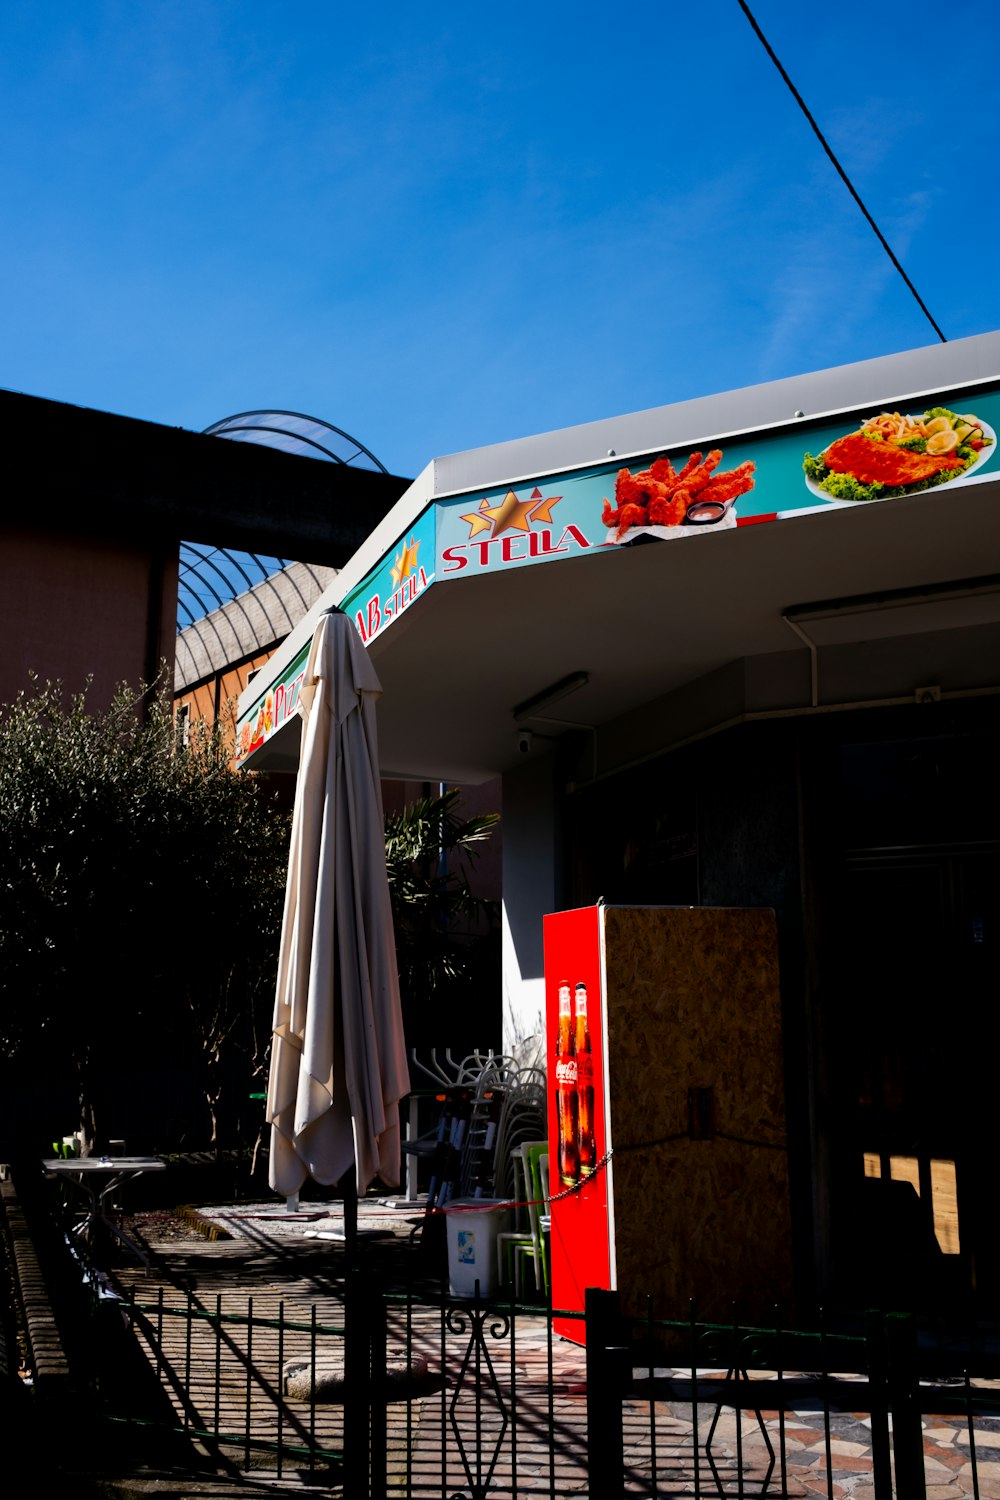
[2,1,998,479]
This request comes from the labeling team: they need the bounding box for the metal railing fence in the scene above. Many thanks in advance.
[95,1272,1000,1499]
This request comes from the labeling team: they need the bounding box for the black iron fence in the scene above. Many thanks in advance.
[95,1273,1000,1498]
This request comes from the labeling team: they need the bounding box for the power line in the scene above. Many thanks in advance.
[737,0,946,343]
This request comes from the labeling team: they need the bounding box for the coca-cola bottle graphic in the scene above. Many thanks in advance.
[555,980,579,1186]
[575,981,596,1176]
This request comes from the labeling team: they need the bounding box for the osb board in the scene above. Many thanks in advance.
[601,906,793,1323]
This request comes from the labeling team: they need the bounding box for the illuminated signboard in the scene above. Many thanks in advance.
[342,506,436,647]
[435,388,999,578]
[238,385,999,759]
[237,640,310,764]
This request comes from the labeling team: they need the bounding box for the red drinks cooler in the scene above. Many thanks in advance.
[544,905,794,1342]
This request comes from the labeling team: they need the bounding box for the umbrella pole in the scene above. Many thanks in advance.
[343,1170,358,1264]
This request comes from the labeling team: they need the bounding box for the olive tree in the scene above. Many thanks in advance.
[0,678,290,1155]
[0,680,500,1163]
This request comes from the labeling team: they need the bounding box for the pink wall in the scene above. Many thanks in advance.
[0,527,177,710]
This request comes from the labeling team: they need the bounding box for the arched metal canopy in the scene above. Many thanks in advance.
[177,543,294,630]
[202,410,388,472]
[177,411,388,633]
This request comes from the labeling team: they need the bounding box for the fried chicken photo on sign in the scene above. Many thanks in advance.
[602,450,756,540]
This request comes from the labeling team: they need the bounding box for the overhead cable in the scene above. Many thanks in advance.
[737,0,947,343]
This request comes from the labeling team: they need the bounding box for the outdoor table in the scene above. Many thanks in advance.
[42,1155,166,1264]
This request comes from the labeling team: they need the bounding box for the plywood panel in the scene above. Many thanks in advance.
[602,906,793,1322]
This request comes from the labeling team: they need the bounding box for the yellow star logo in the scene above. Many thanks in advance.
[458,488,561,540]
[390,537,420,588]
[527,487,561,525]
[481,489,536,537]
[459,499,494,538]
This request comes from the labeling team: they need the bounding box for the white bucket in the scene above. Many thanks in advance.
[445,1198,512,1298]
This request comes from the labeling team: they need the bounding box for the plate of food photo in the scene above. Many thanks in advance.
[803,407,995,504]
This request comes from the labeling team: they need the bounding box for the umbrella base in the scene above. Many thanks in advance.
[303,1226,393,1242]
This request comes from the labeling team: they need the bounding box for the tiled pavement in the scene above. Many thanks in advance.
[106,1202,1000,1497]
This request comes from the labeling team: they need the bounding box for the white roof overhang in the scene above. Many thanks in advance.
[238,332,1000,782]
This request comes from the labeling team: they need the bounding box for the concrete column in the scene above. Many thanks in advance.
[500,751,558,1065]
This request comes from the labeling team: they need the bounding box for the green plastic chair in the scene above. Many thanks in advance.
[496,1143,535,1292]
[513,1140,550,1298]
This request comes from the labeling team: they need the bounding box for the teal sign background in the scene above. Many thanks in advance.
[238,382,999,750]
[434,383,1000,578]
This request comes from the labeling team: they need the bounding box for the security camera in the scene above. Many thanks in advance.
[518,730,533,754]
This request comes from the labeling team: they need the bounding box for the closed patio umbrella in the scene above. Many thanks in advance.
[266,608,410,1201]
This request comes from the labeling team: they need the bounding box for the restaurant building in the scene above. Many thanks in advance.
[238,331,1000,1317]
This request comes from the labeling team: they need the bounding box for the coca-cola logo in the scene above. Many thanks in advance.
[555,1058,578,1086]
[577,1053,593,1084]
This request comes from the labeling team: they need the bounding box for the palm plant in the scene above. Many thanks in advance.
[383,788,500,1049]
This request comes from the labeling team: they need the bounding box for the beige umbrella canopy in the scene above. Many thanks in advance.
[266,609,410,1198]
